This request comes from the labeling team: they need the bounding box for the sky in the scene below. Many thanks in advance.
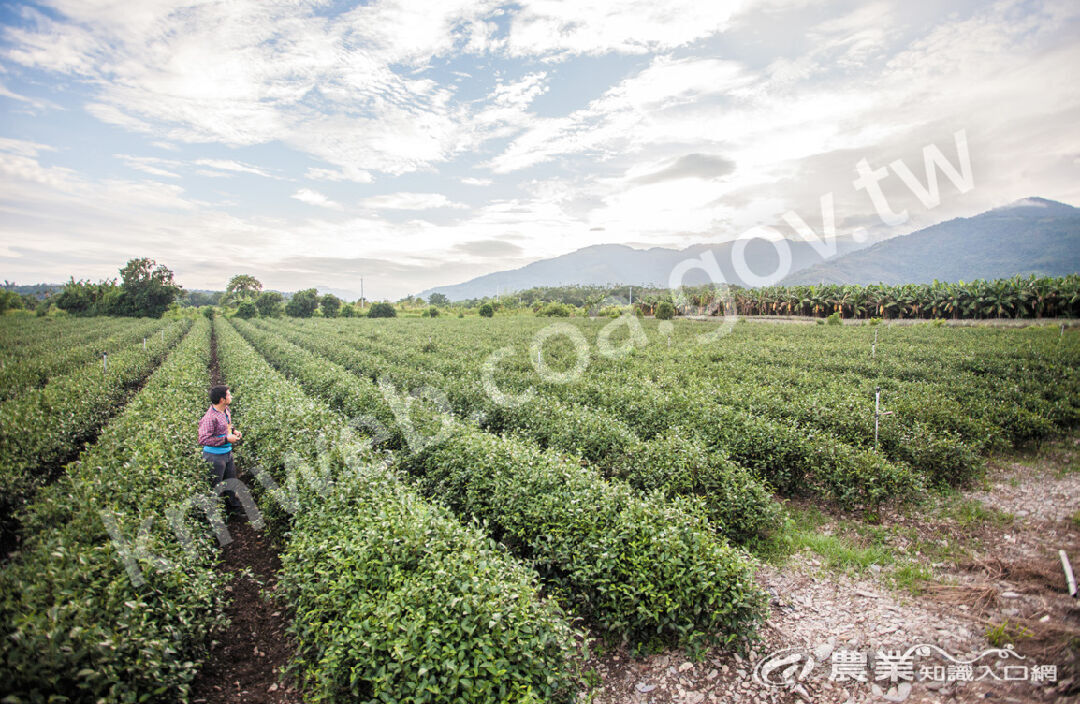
[0,0,1078,300]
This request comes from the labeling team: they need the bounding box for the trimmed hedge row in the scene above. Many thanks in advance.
[275,319,914,509]
[400,427,767,651]
[0,318,167,401]
[0,318,190,526]
[552,378,921,509]
[234,319,767,650]
[251,319,782,545]
[0,315,123,362]
[485,398,782,545]
[0,318,229,703]
[214,319,579,703]
[330,315,1077,468]
[268,319,918,507]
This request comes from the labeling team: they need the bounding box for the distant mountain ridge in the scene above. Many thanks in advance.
[419,198,1080,299]
[780,197,1080,285]
[419,238,867,301]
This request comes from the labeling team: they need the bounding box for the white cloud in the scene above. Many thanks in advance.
[194,158,276,178]
[2,0,1079,298]
[291,188,343,210]
[486,56,751,173]
[116,154,182,179]
[304,166,374,183]
[505,0,743,59]
[358,192,468,210]
[0,80,57,111]
[0,137,55,158]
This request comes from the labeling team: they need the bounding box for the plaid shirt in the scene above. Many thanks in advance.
[197,405,231,447]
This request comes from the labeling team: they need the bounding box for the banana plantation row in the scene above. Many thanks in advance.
[676,273,1080,319]
[0,314,1075,703]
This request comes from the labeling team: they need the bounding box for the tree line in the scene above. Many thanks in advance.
[11,259,1079,321]
[449,275,1080,320]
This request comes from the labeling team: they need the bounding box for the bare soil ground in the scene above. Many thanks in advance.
[188,504,300,704]
[583,438,1080,704]
[190,328,300,703]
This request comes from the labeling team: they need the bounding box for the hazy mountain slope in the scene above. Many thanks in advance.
[780,198,1080,285]
[419,238,866,301]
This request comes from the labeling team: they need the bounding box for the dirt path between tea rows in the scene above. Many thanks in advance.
[189,329,300,704]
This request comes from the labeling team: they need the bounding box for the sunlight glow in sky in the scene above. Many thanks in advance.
[1,0,1078,299]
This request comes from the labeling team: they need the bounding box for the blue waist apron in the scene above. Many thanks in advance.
[203,435,232,454]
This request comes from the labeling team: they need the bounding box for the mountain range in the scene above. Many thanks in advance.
[419,198,1080,300]
[419,237,868,301]
[780,197,1080,285]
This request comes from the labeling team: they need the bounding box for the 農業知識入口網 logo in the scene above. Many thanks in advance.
[752,643,1056,701]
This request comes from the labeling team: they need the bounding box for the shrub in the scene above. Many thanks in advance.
[285,288,319,317]
[537,302,572,317]
[255,291,284,317]
[477,303,494,318]
[368,302,397,318]
[826,312,841,325]
[235,299,258,318]
[215,320,579,702]
[401,427,767,650]
[0,319,229,702]
[610,430,783,547]
[0,320,191,520]
[320,294,341,318]
[427,306,439,317]
[655,301,676,320]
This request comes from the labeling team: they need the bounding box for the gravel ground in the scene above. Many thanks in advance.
[582,439,1080,704]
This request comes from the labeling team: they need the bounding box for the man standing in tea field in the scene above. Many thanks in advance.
[197,385,244,513]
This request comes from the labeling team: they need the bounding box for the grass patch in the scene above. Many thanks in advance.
[1071,510,1080,530]
[939,497,1014,527]
[792,532,893,571]
[891,563,932,595]
[985,619,1032,648]
[758,506,892,572]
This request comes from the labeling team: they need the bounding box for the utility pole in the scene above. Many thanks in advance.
[629,285,633,306]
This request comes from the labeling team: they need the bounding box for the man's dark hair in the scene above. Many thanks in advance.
[209,385,229,404]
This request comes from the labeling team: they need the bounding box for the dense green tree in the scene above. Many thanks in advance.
[478,302,494,318]
[285,288,319,317]
[225,274,262,301]
[368,302,397,318]
[537,302,571,317]
[184,291,222,307]
[235,300,258,318]
[115,258,182,317]
[0,290,23,313]
[255,291,284,317]
[655,301,676,320]
[53,278,122,316]
[320,294,342,318]
[428,292,449,307]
